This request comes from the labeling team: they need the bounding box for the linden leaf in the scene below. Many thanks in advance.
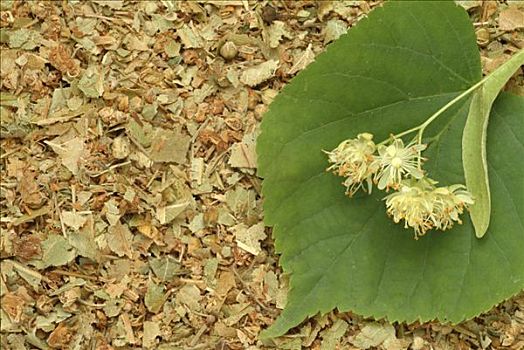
[149,256,180,281]
[257,1,524,339]
[462,50,524,238]
[35,235,76,269]
[144,280,165,314]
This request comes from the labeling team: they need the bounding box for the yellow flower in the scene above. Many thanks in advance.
[431,184,474,230]
[374,138,426,191]
[384,179,474,238]
[383,179,435,237]
[325,133,379,196]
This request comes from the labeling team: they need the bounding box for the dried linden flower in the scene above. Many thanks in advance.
[325,133,378,196]
[374,138,426,190]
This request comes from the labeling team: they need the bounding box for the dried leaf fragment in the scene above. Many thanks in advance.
[177,25,204,48]
[267,21,293,48]
[13,235,42,261]
[8,29,42,50]
[240,60,279,87]
[232,222,266,255]
[61,211,88,230]
[288,44,316,75]
[19,170,46,209]
[228,132,257,168]
[149,256,180,281]
[351,323,396,349]
[1,293,25,322]
[47,322,74,348]
[149,128,190,164]
[46,137,86,175]
[106,222,134,258]
[324,19,348,44]
[156,202,189,224]
[69,220,99,261]
[499,7,524,31]
[142,321,161,348]
[49,45,80,76]
[37,235,76,269]
[320,318,349,350]
[144,280,165,314]
[78,66,105,98]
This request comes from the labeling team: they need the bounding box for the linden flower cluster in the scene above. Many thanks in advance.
[325,133,474,238]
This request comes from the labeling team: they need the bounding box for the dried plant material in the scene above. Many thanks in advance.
[47,322,74,349]
[11,208,50,227]
[267,21,293,48]
[36,235,76,269]
[320,318,349,350]
[324,19,348,44]
[49,45,80,77]
[19,170,45,209]
[149,256,180,281]
[126,119,154,147]
[220,41,238,60]
[144,280,165,314]
[499,7,524,31]
[124,34,151,51]
[46,137,86,175]
[106,222,133,258]
[177,284,202,311]
[177,25,204,48]
[0,1,521,348]
[456,1,482,10]
[1,293,25,322]
[104,198,122,226]
[69,220,99,261]
[156,202,189,224]
[215,271,237,297]
[94,0,124,9]
[149,128,190,164]
[61,211,88,230]
[142,321,161,348]
[288,44,316,75]
[7,29,42,50]
[240,60,279,87]
[112,136,131,160]
[228,132,257,168]
[232,222,266,256]
[13,234,42,261]
[78,66,105,98]
[351,323,397,349]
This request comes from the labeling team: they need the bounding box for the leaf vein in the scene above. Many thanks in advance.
[357,42,470,85]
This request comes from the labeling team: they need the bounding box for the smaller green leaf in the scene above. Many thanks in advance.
[462,49,524,238]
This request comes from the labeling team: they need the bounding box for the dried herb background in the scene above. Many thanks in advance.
[1,1,523,349]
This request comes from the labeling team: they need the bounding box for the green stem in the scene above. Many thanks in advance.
[378,75,489,147]
[418,75,489,134]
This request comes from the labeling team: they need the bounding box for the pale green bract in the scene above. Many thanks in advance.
[257,0,524,339]
[463,50,524,238]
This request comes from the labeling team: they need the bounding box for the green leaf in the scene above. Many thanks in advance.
[257,0,524,339]
[463,50,524,238]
